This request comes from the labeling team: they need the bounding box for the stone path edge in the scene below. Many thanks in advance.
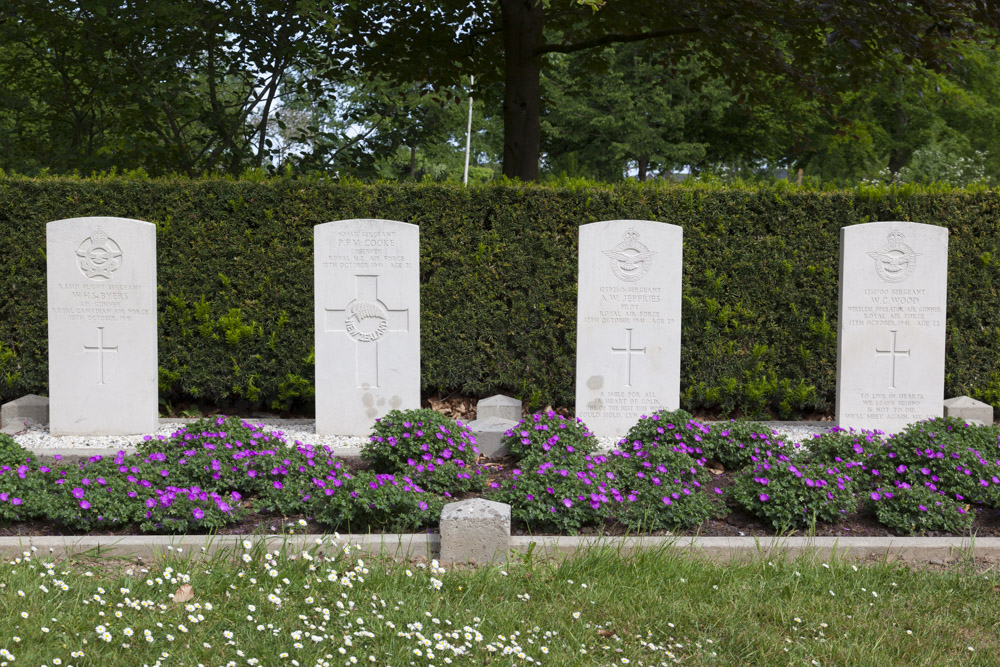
[2,533,997,565]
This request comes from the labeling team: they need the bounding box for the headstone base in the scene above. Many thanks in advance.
[476,395,522,422]
[467,416,519,458]
[943,396,993,426]
[1,394,49,429]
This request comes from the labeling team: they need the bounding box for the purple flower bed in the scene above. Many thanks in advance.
[0,410,997,536]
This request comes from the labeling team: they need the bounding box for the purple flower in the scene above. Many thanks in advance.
[759,493,769,502]
[562,498,573,508]
[192,507,205,520]
[79,500,90,510]
[72,487,85,499]
[870,492,881,501]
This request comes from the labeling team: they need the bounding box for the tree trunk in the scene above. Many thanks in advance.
[637,156,649,182]
[501,0,544,181]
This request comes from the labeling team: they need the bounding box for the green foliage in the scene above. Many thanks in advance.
[731,460,859,530]
[799,429,885,467]
[877,417,1000,507]
[4,178,1000,417]
[0,434,33,469]
[619,409,713,464]
[486,452,611,534]
[870,485,975,536]
[609,447,723,531]
[310,471,444,533]
[703,420,796,471]
[502,410,596,463]
[364,409,483,495]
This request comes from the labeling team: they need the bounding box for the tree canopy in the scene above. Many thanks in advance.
[3,0,1000,184]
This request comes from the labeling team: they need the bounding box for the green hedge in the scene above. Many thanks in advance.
[1,176,999,418]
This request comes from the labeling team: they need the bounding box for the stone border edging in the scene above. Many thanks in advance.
[2,533,996,566]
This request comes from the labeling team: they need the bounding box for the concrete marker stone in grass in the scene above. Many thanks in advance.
[836,221,948,433]
[440,498,511,565]
[575,220,682,437]
[47,217,157,435]
[315,219,420,436]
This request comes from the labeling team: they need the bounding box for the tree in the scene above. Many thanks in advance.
[790,42,1000,185]
[335,0,1000,181]
[2,0,334,176]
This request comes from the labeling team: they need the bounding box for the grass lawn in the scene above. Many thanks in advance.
[1,536,998,666]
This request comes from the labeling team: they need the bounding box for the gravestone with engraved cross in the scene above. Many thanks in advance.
[47,217,158,435]
[575,220,682,437]
[836,221,948,433]
[315,219,420,435]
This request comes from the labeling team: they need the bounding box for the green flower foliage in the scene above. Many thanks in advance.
[702,420,797,471]
[609,447,722,532]
[619,409,712,464]
[486,452,611,534]
[502,410,596,463]
[364,409,483,495]
[870,485,975,536]
[731,460,859,530]
[799,429,885,467]
[881,417,1000,507]
[310,471,444,533]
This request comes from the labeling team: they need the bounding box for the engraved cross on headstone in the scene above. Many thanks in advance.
[611,328,646,387]
[875,329,910,390]
[324,275,409,388]
[83,326,118,385]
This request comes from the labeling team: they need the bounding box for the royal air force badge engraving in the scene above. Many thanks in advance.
[603,228,656,282]
[867,231,920,284]
[76,227,123,280]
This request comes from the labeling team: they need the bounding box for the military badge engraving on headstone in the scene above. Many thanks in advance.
[867,231,920,283]
[75,227,123,280]
[603,228,656,282]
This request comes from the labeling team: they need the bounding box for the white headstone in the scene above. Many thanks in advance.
[315,219,420,435]
[47,217,158,435]
[575,220,682,437]
[836,221,948,433]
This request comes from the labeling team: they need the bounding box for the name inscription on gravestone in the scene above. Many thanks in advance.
[315,219,420,436]
[836,222,948,433]
[576,221,681,437]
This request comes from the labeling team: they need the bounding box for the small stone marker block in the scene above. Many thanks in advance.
[314,219,420,436]
[476,394,522,422]
[1,394,49,428]
[943,396,993,426]
[836,221,948,434]
[47,217,158,435]
[466,416,519,458]
[440,498,510,565]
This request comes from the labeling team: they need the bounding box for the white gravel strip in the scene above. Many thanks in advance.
[7,417,837,453]
[8,420,368,451]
